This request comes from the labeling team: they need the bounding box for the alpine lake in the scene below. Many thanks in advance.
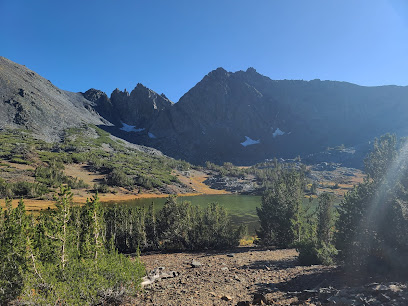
[104,194,321,235]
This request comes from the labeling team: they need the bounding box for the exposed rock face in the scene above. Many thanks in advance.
[148,67,299,164]
[84,84,173,131]
[149,68,408,165]
[0,57,109,141]
[82,88,114,124]
[88,67,408,165]
[117,83,173,129]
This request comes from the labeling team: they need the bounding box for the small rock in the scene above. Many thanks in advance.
[227,253,235,257]
[221,267,229,271]
[191,259,202,268]
[253,293,267,305]
[236,302,250,306]
[209,292,217,297]
[372,284,390,292]
[221,295,233,301]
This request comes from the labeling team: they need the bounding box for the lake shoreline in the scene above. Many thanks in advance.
[0,190,231,211]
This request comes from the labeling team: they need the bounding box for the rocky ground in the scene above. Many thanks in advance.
[130,247,408,305]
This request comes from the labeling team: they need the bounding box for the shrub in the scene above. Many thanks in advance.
[297,192,337,266]
[93,183,110,193]
[106,168,132,187]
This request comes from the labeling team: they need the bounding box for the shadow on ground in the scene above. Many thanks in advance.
[240,258,298,271]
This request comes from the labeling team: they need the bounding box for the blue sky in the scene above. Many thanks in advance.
[1,0,407,101]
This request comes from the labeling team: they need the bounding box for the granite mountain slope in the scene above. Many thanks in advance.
[0,56,109,141]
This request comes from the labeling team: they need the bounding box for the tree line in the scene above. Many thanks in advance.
[256,134,408,274]
[0,189,243,304]
[104,196,244,253]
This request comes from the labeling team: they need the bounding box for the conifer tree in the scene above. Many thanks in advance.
[336,134,408,272]
[145,202,159,250]
[45,186,73,270]
[0,199,30,303]
[256,170,304,248]
[317,192,335,245]
[80,194,105,260]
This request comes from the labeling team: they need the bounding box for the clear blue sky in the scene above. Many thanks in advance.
[1,0,407,101]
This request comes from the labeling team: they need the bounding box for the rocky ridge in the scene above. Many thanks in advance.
[2,56,408,166]
[83,84,173,130]
[90,67,408,166]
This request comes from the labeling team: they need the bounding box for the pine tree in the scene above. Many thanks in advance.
[336,134,408,273]
[44,186,74,270]
[256,170,304,248]
[364,134,397,182]
[0,199,31,303]
[157,196,193,250]
[80,193,105,260]
[317,192,335,245]
[145,202,159,250]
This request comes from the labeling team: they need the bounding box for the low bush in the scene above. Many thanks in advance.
[93,183,110,193]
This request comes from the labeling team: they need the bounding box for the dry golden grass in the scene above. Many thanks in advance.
[175,169,230,195]
[63,163,105,187]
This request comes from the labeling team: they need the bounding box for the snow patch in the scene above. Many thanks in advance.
[272,128,285,138]
[120,122,145,133]
[148,132,156,139]
[241,136,260,147]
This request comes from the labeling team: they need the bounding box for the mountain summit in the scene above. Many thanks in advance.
[100,67,408,165]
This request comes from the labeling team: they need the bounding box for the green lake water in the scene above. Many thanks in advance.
[104,194,322,235]
[105,194,263,235]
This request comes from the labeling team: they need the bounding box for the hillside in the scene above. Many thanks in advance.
[0,126,199,206]
[0,56,110,141]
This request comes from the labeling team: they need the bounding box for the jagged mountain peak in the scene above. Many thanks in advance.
[135,82,147,90]
[206,67,230,80]
[246,67,257,74]
[82,82,173,130]
[83,88,108,101]
[130,83,172,103]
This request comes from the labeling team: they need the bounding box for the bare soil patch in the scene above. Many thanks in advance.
[175,169,230,195]
[63,163,105,187]
[132,247,339,305]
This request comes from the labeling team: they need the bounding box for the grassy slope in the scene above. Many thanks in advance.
[0,126,190,199]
